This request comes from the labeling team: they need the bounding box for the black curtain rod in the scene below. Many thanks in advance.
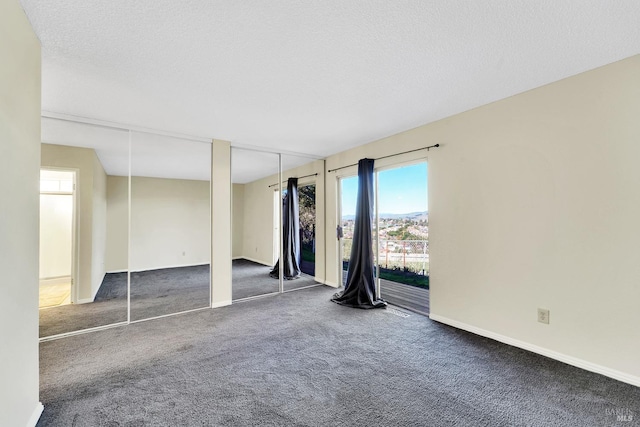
[268,173,319,188]
[327,143,440,173]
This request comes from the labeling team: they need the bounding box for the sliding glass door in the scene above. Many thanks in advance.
[376,162,429,314]
[339,161,429,314]
[339,175,358,287]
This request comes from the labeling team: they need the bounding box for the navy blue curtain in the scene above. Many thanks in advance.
[270,178,301,280]
[332,159,386,309]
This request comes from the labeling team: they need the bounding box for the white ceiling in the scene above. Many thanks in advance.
[42,117,213,181]
[41,117,315,182]
[24,1,640,179]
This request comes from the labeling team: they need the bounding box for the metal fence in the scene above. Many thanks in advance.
[342,239,429,275]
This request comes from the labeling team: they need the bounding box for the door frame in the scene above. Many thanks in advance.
[336,158,428,295]
[336,173,357,288]
[273,179,318,278]
[40,167,79,305]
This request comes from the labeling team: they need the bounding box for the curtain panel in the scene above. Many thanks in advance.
[332,158,386,309]
[270,177,302,280]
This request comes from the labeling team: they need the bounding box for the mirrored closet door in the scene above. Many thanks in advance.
[39,118,129,338]
[130,132,212,321]
[230,148,281,300]
[279,155,324,292]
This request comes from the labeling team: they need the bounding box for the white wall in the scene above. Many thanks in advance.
[0,1,42,425]
[325,55,640,385]
[39,194,73,279]
[41,144,107,301]
[108,176,211,272]
[232,183,245,259]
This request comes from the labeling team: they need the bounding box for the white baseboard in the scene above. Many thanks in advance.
[239,256,272,267]
[76,298,94,304]
[130,263,209,273]
[321,280,340,288]
[27,402,44,427]
[211,300,232,308]
[106,269,127,274]
[39,276,70,286]
[313,278,339,288]
[429,313,640,388]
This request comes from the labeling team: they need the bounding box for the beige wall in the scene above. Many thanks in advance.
[325,55,640,385]
[91,154,107,296]
[41,144,107,301]
[130,176,210,271]
[0,0,42,424]
[105,176,129,271]
[211,140,232,306]
[232,184,245,259]
[106,175,211,272]
[241,174,279,266]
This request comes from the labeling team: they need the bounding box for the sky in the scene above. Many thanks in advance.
[341,162,427,216]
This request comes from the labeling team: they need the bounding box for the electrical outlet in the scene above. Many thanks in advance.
[538,308,550,324]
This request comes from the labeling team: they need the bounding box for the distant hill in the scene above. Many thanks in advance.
[343,211,427,221]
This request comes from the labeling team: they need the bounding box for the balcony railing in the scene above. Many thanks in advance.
[342,239,429,276]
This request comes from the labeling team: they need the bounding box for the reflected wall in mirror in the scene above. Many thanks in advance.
[279,155,325,292]
[231,148,281,300]
[130,132,211,321]
[39,118,129,338]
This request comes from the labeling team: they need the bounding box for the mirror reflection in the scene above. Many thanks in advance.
[279,155,324,292]
[230,150,324,300]
[231,148,281,300]
[130,132,211,321]
[39,118,129,338]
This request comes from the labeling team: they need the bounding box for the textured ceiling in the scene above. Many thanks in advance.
[23,1,640,161]
[41,117,314,182]
[42,118,212,181]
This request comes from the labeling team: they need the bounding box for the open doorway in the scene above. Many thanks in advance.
[39,169,76,309]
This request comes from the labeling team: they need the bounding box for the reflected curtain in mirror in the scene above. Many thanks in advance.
[270,178,301,280]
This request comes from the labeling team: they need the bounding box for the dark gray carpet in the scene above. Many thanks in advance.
[39,266,211,337]
[41,262,319,337]
[38,286,639,426]
[94,272,127,300]
[39,296,127,338]
[130,265,210,321]
[232,259,319,300]
[232,259,279,300]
